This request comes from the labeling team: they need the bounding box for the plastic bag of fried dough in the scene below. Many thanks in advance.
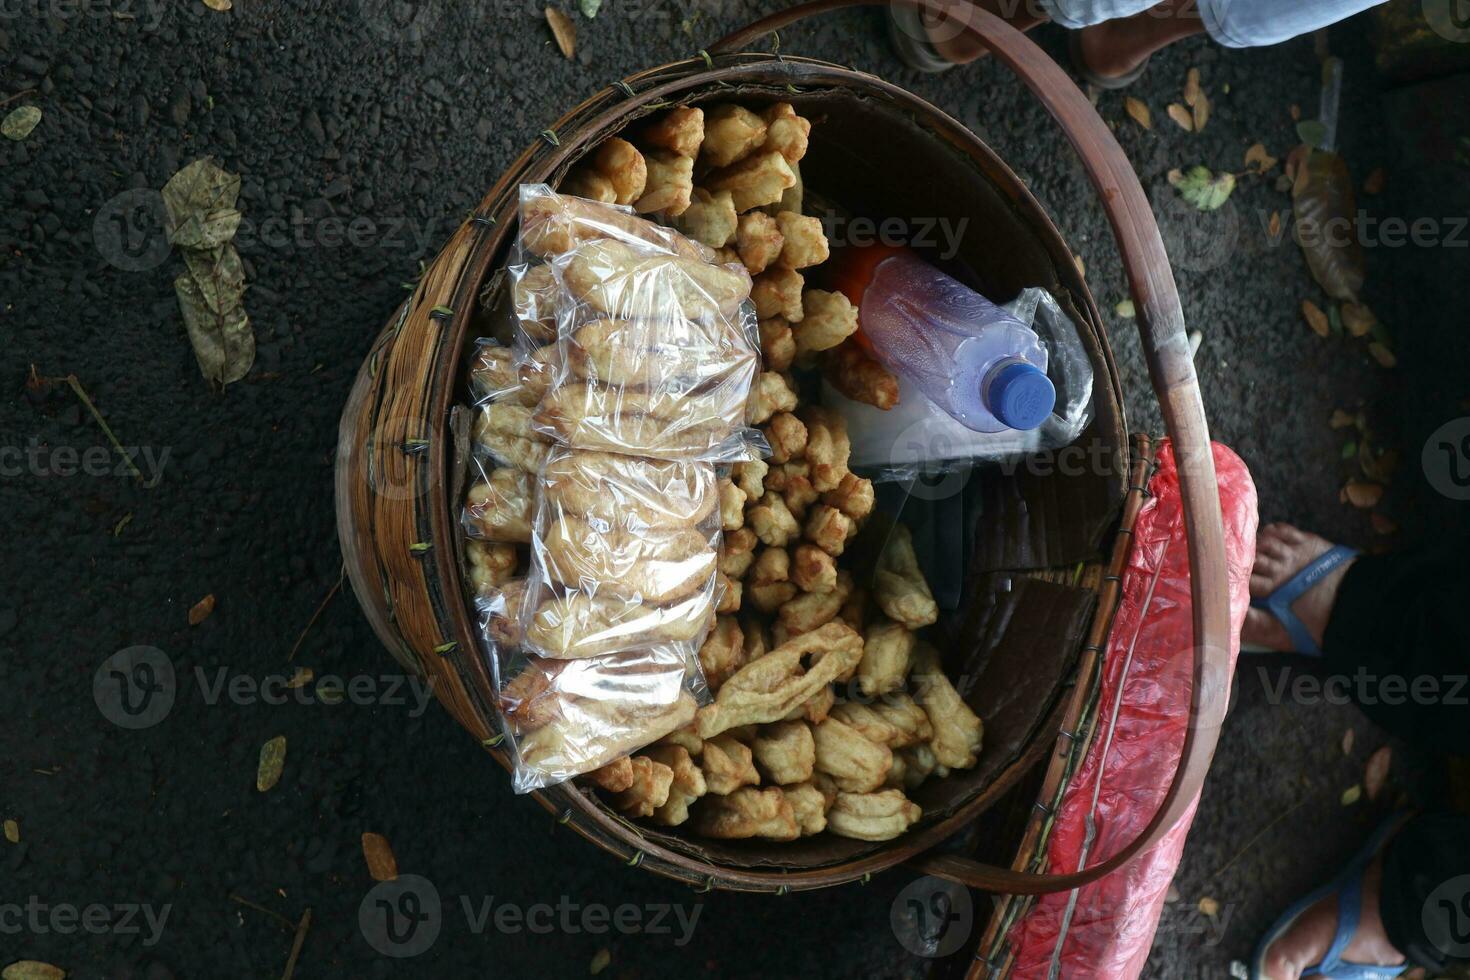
[519,445,722,659]
[475,584,710,792]
[515,185,765,463]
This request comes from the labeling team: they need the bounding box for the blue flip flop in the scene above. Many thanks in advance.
[1250,813,1412,980]
[1249,545,1358,657]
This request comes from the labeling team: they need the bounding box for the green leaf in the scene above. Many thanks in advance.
[256,735,287,792]
[161,157,241,237]
[1170,165,1236,212]
[1341,441,1357,460]
[1297,119,1328,149]
[2,963,66,980]
[578,0,601,16]
[1,105,42,141]
[182,246,246,315]
[1328,304,1344,336]
[175,272,254,385]
[1292,149,1365,303]
[1114,299,1135,319]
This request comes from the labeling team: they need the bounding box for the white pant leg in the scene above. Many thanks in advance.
[1036,0,1160,29]
[1198,0,1391,47]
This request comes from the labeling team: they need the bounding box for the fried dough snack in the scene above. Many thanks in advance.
[701,733,761,795]
[824,338,900,410]
[826,790,922,842]
[559,238,751,321]
[747,546,797,613]
[539,514,716,605]
[643,744,707,826]
[535,381,746,459]
[719,528,757,580]
[669,187,738,249]
[751,265,804,322]
[610,755,675,817]
[791,542,837,594]
[470,341,550,408]
[776,212,828,269]
[562,138,647,207]
[463,467,534,543]
[873,524,939,628]
[761,103,811,165]
[855,619,915,697]
[520,186,713,262]
[585,756,636,793]
[823,473,875,523]
[784,781,830,835]
[735,211,784,276]
[640,105,704,158]
[479,577,530,650]
[749,371,798,425]
[766,411,807,463]
[634,150,694,216]
[707,151,797,213]
[777,570,852,636]
[509,264,560,345]
[465,540,519,596]
[812,716,892,794]
[566,316,755,391]
[912,643,984,770]
[695,621,863,738]
[525,590,714,659]
[830,696,932,748]
[748,491,799,548]
[750,719,814,785]
[700,104,768,168]
[692,786,798,840]
[794,289,859,354]
[697,616,746,692]
[804,504,853,557]
[541,448,718,529]
[758,317,796,371]
[800,406,851,492]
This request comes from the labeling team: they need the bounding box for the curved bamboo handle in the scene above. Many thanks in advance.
[713,0,1231,896]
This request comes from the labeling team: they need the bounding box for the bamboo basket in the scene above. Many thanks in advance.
[334,0,1231,895]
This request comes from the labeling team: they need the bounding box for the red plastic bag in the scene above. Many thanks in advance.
[1005,440,1258,979]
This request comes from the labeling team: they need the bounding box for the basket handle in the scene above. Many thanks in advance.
[713,2,1232,896]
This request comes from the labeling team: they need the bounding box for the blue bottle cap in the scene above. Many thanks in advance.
[989,362,1056,431]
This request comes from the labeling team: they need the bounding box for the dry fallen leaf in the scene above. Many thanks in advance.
[1341,728,1355,755]
[362,832,400,882]
[545,7,576,59]
[2,963,66,980]
[188,593,216,625]
[3,820,17,844]
[1368,342,1396,368]
[590,948,612,975]
[1341,479,1385,509]
[1341,784,1362,806]
[1192,95,1211,132]
[1364,746,1392,801]
[256,735,287,792]
[1329,408,1357,430]
[1115,299,1136,319]
[1268,211,1282,238]
[201,0,232,9]
[2,105,42,141]
[1183,68,1201,107]
[286,667,314,690]
[1245,143,1278,172]
[1290,103,1302,121]
[1363,167,1386,195]
[1198,897,1220,917]
[1124,96,1152,130]
[1167,103,1193,131]
[1301,300,1330,338]
[1341,303,1377,338]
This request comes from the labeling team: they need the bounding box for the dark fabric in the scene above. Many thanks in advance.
[1379,812,1470,970]
[1321,537,1470,752]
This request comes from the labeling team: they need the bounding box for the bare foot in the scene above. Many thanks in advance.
[1242,523,1356,654]
[1258,853,1407,979]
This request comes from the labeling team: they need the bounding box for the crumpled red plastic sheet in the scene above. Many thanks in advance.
[1005,440,1258,979]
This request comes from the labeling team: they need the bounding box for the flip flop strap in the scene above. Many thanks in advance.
[1303,871,1407,980]
[1249,544,1358,657]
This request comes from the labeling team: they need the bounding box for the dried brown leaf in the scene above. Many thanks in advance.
[1198,896,1220,917]
[1341,479,1384,509]
[1183,68,1202,108]
[202,0,232,9]
[1341,303,1377,338]
[1341,728,1355,755]
[2,820,17,843]
[1124,97,1151,130]
[1192,95,1211,132]
[2,963,66,980]
[1363,167,1386,195]
[1245,142,1279,172]
[286,667,314,689]
[545,7,576,59]
[1368,342,1396,368]
[1293,149,1365,303]
[256,735,287,792]
[362,832,399,882]
[1290,103,1302,121]
[1167,103,1193,131]
[1268,211,1282,238]
[188,593,216,625]
[1364,746,1392,801]
[1301,300,1329,338]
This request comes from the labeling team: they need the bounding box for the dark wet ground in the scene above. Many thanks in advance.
[3,1,1466,976]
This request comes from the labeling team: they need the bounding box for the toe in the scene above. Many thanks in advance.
[1250,570,1280,596]
[1258,534,1294,562]
[1242,607,1290,651]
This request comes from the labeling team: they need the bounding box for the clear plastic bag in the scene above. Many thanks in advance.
[520,446,721,659]
[517,185,765,463]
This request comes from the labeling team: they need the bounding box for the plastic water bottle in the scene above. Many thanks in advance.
[840,248,1056,434]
